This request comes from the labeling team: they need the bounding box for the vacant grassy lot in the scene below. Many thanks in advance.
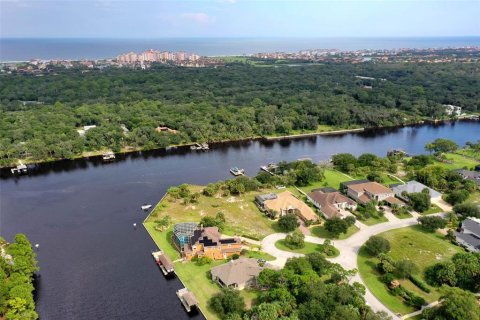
[299,169,352,193]
[433,153,479,170]
[275,239,339,257]
[456,148,480,161]
[146,185,277,240]
[310,224,359,240]
[144,223,261,320]
[357,225,463,315]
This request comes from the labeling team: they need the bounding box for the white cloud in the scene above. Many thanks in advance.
[181,12,216,25]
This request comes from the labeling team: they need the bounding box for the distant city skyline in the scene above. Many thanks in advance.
[1,0,479,39]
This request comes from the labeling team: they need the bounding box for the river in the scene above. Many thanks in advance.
[0,120,479,320]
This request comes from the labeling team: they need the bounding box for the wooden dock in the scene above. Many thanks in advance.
[176,288,199,313]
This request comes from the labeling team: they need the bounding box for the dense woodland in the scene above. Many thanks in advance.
[1,61,479,166]
[0,234,39,320]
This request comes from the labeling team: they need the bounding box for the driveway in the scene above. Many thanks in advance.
[260,212,447,319]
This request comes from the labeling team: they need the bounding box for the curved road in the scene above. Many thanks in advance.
[261,201,451,320]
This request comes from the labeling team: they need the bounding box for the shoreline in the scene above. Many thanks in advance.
[2,118,477,169]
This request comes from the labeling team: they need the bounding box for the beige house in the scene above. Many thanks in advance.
[307,190,357,219]
[210,258,266,290]
[256,191,318,222]
[345,181,394,204]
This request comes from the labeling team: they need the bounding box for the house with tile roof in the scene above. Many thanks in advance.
[307,190,357,219]
[344,180,395,204]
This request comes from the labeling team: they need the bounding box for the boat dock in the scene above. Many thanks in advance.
[190,143,209,151]
[152,250,175,275]
[10,164,28,175]
[260,163,278,176]
[230,167,245,176]
[102,151,115,161]
[176,288,199,313]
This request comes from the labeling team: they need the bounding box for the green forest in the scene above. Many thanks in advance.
[1,61,479,166]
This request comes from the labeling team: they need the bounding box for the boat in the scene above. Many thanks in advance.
[10,164,28,175]
[152,250,174,275]
[201,143,209,150]
[141,204,152,211]
[102,151,115,161]
[230,167,245,176]
[176,288,198,313]
[190,143,202,151]
[260,162,278,175]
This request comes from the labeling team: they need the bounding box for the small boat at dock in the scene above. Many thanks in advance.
[190,143,209,151]
[11,164,28,175]
[102,151,115,161]
[152,250,174,275]
[176,288,199,313]
[230,167,245,176]
[141,204,152,211]
[260,162,278,175]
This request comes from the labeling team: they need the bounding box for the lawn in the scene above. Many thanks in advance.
[433,153,479,170]
[466,191,480,206]
[144,223,263,320]
[357,225,463,315]
[356,214,389,226]
[394,211,413,219]
[420,204,443,215]
[299,169,352,193]
[146,185,277,240]
[310,224,359,240]
[456,148,480,161]
[274,239,340,257]
[244,250,276,261]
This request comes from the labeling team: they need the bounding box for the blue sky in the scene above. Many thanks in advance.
[1,0,479,38]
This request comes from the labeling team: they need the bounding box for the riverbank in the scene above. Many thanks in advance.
[4,118,477,170]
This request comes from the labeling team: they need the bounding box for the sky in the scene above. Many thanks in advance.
[0,0,479,38]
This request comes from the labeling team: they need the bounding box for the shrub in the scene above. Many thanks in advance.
[365,236,391,256]
[381,273,396,285]
[284,230,305,249]
[409,275,431,293]
[277,213,299,232]
[445,190,469,205]
[418,216,448,232]
[208,289,245,317]
[193,256,213,266]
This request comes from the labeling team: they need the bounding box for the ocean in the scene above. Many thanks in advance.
[1,37,480,61]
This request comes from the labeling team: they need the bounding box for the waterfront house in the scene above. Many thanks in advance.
[172,223,242,261]
[455,217,480,252]
[454,169,480,187]
[210,258,267,290]
[256,191,318,222]
[343,180,395,204]
[391,181,442,202]
[307,190,357,219]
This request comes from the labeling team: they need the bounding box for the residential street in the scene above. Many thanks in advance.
[261,212,447,319]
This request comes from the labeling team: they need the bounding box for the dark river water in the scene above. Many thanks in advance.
[0,120,479,320]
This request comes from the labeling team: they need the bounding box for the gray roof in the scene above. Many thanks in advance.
[463,217,480,236]
[455,232,480,251]
[255,193,277,204]
[211,258,264,286]
[391,181,441,199]
[454,170,480,185]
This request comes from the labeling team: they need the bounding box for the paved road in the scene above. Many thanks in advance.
[261,212,448,319]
